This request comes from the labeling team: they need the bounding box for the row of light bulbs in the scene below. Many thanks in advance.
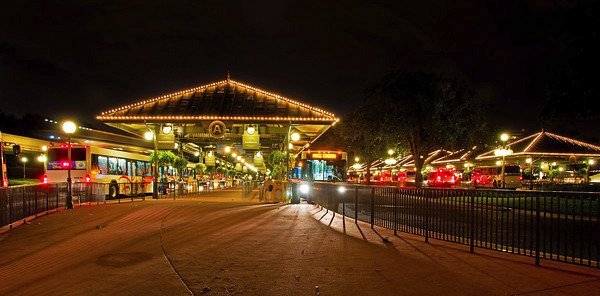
[99,79,336,119]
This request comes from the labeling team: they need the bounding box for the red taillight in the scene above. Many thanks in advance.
[62,161,70,168]
[519,176,523,180]
[42,175,48,184]
[85,175,91,183]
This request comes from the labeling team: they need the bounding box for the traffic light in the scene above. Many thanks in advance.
[13,145,21,156]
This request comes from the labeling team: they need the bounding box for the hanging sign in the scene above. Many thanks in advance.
[208,121,226,138]
[254,152,264,167]
[243,126,260,150]
[204,152,216,166]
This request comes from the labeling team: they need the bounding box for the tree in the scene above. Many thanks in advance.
[337,105,392,184]
[195,163,207,175]
[368,71,491,186]
[269,150,293,180]
[173,155,188,179]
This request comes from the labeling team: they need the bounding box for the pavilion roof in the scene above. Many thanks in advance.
[97,79,337,123]
[477,131,600,159]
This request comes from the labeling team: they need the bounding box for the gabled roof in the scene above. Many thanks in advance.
[402,149,453,167]
[477,131,600,159]
[97,79,337,123]
[432,145,488,164]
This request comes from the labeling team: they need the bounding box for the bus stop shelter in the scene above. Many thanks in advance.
[96,76,338,177]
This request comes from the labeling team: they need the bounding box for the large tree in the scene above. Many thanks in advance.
[367,71,491,186]
[337,104,392,184]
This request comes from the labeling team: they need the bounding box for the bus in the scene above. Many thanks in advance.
[291,150,348,203]
[44,144,153,198]
[472,165,522,189]
[427,168,459,187]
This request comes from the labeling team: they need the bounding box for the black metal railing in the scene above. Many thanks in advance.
[310,182,600,268]
[154,181,216,199]
[242,181,262,198]
[0,183,112,229]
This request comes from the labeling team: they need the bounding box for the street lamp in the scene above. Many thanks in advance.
[494,133,512,188]
[62,121,77,209]
[525,158,533,190]
[21,156,28,179]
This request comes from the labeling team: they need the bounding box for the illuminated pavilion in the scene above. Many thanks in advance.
[96,76,339,172]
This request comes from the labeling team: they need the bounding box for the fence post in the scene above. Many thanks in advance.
[393,188,398,235]
[535,192,541,266]
[469,189,475,253]
[425,189,430,243]
[354,186,358,224]
[370,187,375,229]
[22,187,26,222]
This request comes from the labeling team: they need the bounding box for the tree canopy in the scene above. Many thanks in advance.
[340,70,491,186]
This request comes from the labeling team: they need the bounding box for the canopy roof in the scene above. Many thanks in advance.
[477,131,600,159]
[97,79,336,124]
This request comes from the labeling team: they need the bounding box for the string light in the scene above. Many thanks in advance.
[98,79,337,119]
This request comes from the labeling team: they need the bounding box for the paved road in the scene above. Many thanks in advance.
[0,189,599,295]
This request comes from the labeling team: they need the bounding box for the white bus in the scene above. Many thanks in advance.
[44,144,153,198]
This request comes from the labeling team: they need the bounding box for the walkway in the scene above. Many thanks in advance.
[0,189,598,295]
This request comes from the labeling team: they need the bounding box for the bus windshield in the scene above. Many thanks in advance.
[47,147,87,170]
[295,151,347,182]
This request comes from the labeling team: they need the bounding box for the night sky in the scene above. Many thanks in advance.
[0,1,590,135]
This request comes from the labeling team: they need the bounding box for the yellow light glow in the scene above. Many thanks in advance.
[232,152,237,158]
[288,143,293,150]
[500,133,509,142]
[41,145,48,152]
[291,132,300,141]
[496,160,502,166]
[21,157,28,163]
[558,167,564,172]
[589,159,596,165]
[37,155,47,162]
[62,121,77,134]
[387,149,394,156]
[224,146,231,153]
[551,162,557,166]
[525,158,532,164]
[144,131,154,140]
[354,157,360,162]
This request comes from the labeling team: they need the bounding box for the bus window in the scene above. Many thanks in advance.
[108,157,118,175]
[118,158,126,175]
[98,156,108,174]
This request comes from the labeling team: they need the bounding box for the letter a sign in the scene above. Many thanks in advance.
[208,121,226,138]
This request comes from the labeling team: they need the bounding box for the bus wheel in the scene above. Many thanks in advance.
[109,181,119,199]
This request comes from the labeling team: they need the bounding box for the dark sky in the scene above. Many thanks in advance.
[0,1,578,133]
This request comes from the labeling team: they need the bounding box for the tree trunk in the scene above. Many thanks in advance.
[365,162,372,185]
[414,157,424,188]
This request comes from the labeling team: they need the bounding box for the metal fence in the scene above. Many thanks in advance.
[155,181,216,199]
[310,182,600,268]
[242,181,262,198]
[0,182,111,229]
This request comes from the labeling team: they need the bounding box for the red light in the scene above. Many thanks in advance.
[85,175,91,183]
[42,175,48,184]
[62,162,70,168]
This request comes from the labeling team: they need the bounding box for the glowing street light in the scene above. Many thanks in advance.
[387,149,394,156]
[20,156,28,179]
[62,120,77,209]
[354,157,360,162]
[495,133,512,188]
[224,146,231,154]
[290,132,300,142]
[37,155,47,163]
[144,131,154,141]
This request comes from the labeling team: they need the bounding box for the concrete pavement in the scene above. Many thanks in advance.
[0,189,598,295]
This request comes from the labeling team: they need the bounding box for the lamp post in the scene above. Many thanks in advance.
[495,133,511,188]
[62,121,77,209]
[525,158,533,190]
[21,156,28,179]
[144,128,159,199]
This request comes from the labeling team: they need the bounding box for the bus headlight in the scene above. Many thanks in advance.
[337,186,346,193]
[299,184,310,194]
